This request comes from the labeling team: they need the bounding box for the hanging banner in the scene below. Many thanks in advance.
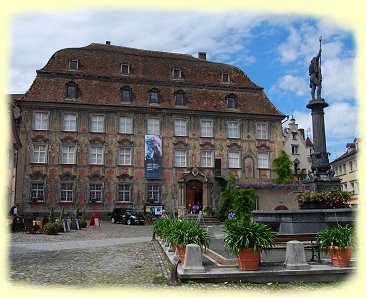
[145,135,163,179]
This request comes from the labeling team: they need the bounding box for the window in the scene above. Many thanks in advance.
[68,60,79,70]
[66,82,78,99]
[174,149,187,167]
[89,184,102,202]
[222,72,230,83]
[61,146,76,164]
[172,68,181,79]
[147,118,160,135]
[118,183,131,202]
[200,120,213,138]
[257,152,269,169]
[90,115,105,133]
[291,145,299,154]
[175,90,186,106]
[149,89,160,104]
[147,184,160,203]
[119,116,133,134]
[89,146,104,165]
[349,161,354,172]
[228,151,240,168]
[32,145,47,163]
[121,64,130,76]
[292,132,297,140]
[118,148,132,165]
[227,121,240,138]
[63,113,77,132]
[60,183,73,202]
[342,164,346,175]
[121,86,132,102]
[226,94,237,108]
[174,119,187,136]
[256,123,268,139]
[201,150,214,167]
[34,112,49,130]
[31,182,44,202]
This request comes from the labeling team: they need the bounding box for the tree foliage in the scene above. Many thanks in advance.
[273,151,294,184]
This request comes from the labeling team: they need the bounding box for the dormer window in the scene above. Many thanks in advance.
[121,64,130,76]
[121,86,132,102]
[172,68,181,79]
[226,94,237,108]
[175,90,186,106]
[65,82,78,99]
[68,60,79,70]
[222,72,230,83]
[149,88,160,104]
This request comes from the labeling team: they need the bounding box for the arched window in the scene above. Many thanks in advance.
[175,90,186,106]
[65,82,78,99]
[226,94,237,108]
[149,88,160,104]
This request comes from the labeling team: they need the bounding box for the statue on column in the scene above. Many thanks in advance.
[309,49,322,100]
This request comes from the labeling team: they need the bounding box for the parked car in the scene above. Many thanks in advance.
[107,208,146,225]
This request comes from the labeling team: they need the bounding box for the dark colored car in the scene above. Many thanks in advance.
[107,208,146,225]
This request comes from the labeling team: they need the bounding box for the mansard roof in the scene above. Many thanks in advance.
[19,43,284,117]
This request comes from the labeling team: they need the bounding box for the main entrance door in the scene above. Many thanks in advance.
[186,180,203,210]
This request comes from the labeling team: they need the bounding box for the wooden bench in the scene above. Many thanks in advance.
[274,233,321,262]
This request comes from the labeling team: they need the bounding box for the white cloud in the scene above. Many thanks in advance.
[325,102,358,137]
[270,74,308,97]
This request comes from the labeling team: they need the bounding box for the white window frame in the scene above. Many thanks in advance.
[89,183,103,202]
[119,116,133,134]
[34,111,49,131]
[201,150,214,168]
[222,72,230,83]
[118,183,131,202]
[63,113,77,132]
[291,145,299,154]
[32,144,47,163]
[147,117,160,135]
[147,184,160,203]
[228,151,241,168]
[256,122,268,140]
[89,146,104,165]
[90,115,105,133]
[174,149,187,167]
[257,152,269,169]
[174,119,187,137]
[61,145,76,164]
[227,121,240,139]
[68,60,79,70]
[60,183,74,202]
[31,182,45,202]
[118,147,132,166]
[200,120,213,138]
[172,68,182,79]
[121,64,130,76]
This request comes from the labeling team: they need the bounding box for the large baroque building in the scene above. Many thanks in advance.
[15,42,285,217]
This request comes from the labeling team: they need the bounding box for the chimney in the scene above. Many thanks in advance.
[198,52,206,60]
[106,41,111,45]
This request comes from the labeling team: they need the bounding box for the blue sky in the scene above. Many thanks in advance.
[10,11,358,161]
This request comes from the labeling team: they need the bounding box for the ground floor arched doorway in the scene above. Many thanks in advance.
[185,180,203,211]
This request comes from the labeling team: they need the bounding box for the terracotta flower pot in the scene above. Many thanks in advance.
[237,248,261,271]
[328,246,353,267]
[177,245,186,265]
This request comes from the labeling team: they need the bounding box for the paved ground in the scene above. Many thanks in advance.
[7,222,346,291]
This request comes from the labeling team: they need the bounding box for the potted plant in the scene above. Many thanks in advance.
[169,220,210,265]
[145,212,153,224]
[203,206,213,216]
[296,190,352,209]
[316,224,356,267]
[223,218,276,271]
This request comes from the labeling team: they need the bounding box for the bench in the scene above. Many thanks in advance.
[274,233,321,262]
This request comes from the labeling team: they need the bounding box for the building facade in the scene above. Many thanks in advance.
[330,138,360,204]
[283,117,313,181]
[15,43,285,217]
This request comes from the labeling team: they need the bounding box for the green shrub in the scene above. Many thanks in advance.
[273,151,294,184]
[42,222,59,235]
[79,208,87,228]
[316,224,356,251]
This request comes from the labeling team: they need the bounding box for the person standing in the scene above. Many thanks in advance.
[11,204,18,232]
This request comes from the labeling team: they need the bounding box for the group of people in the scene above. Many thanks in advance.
[189,202,201,214]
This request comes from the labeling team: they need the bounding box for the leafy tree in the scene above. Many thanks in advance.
[273,151,294,184]
[48,207,55,223]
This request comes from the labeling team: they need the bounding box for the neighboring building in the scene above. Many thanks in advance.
[330,138,360,204]
[15,42,286,218]
[283,117,313,181]
[8,94,22,212]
